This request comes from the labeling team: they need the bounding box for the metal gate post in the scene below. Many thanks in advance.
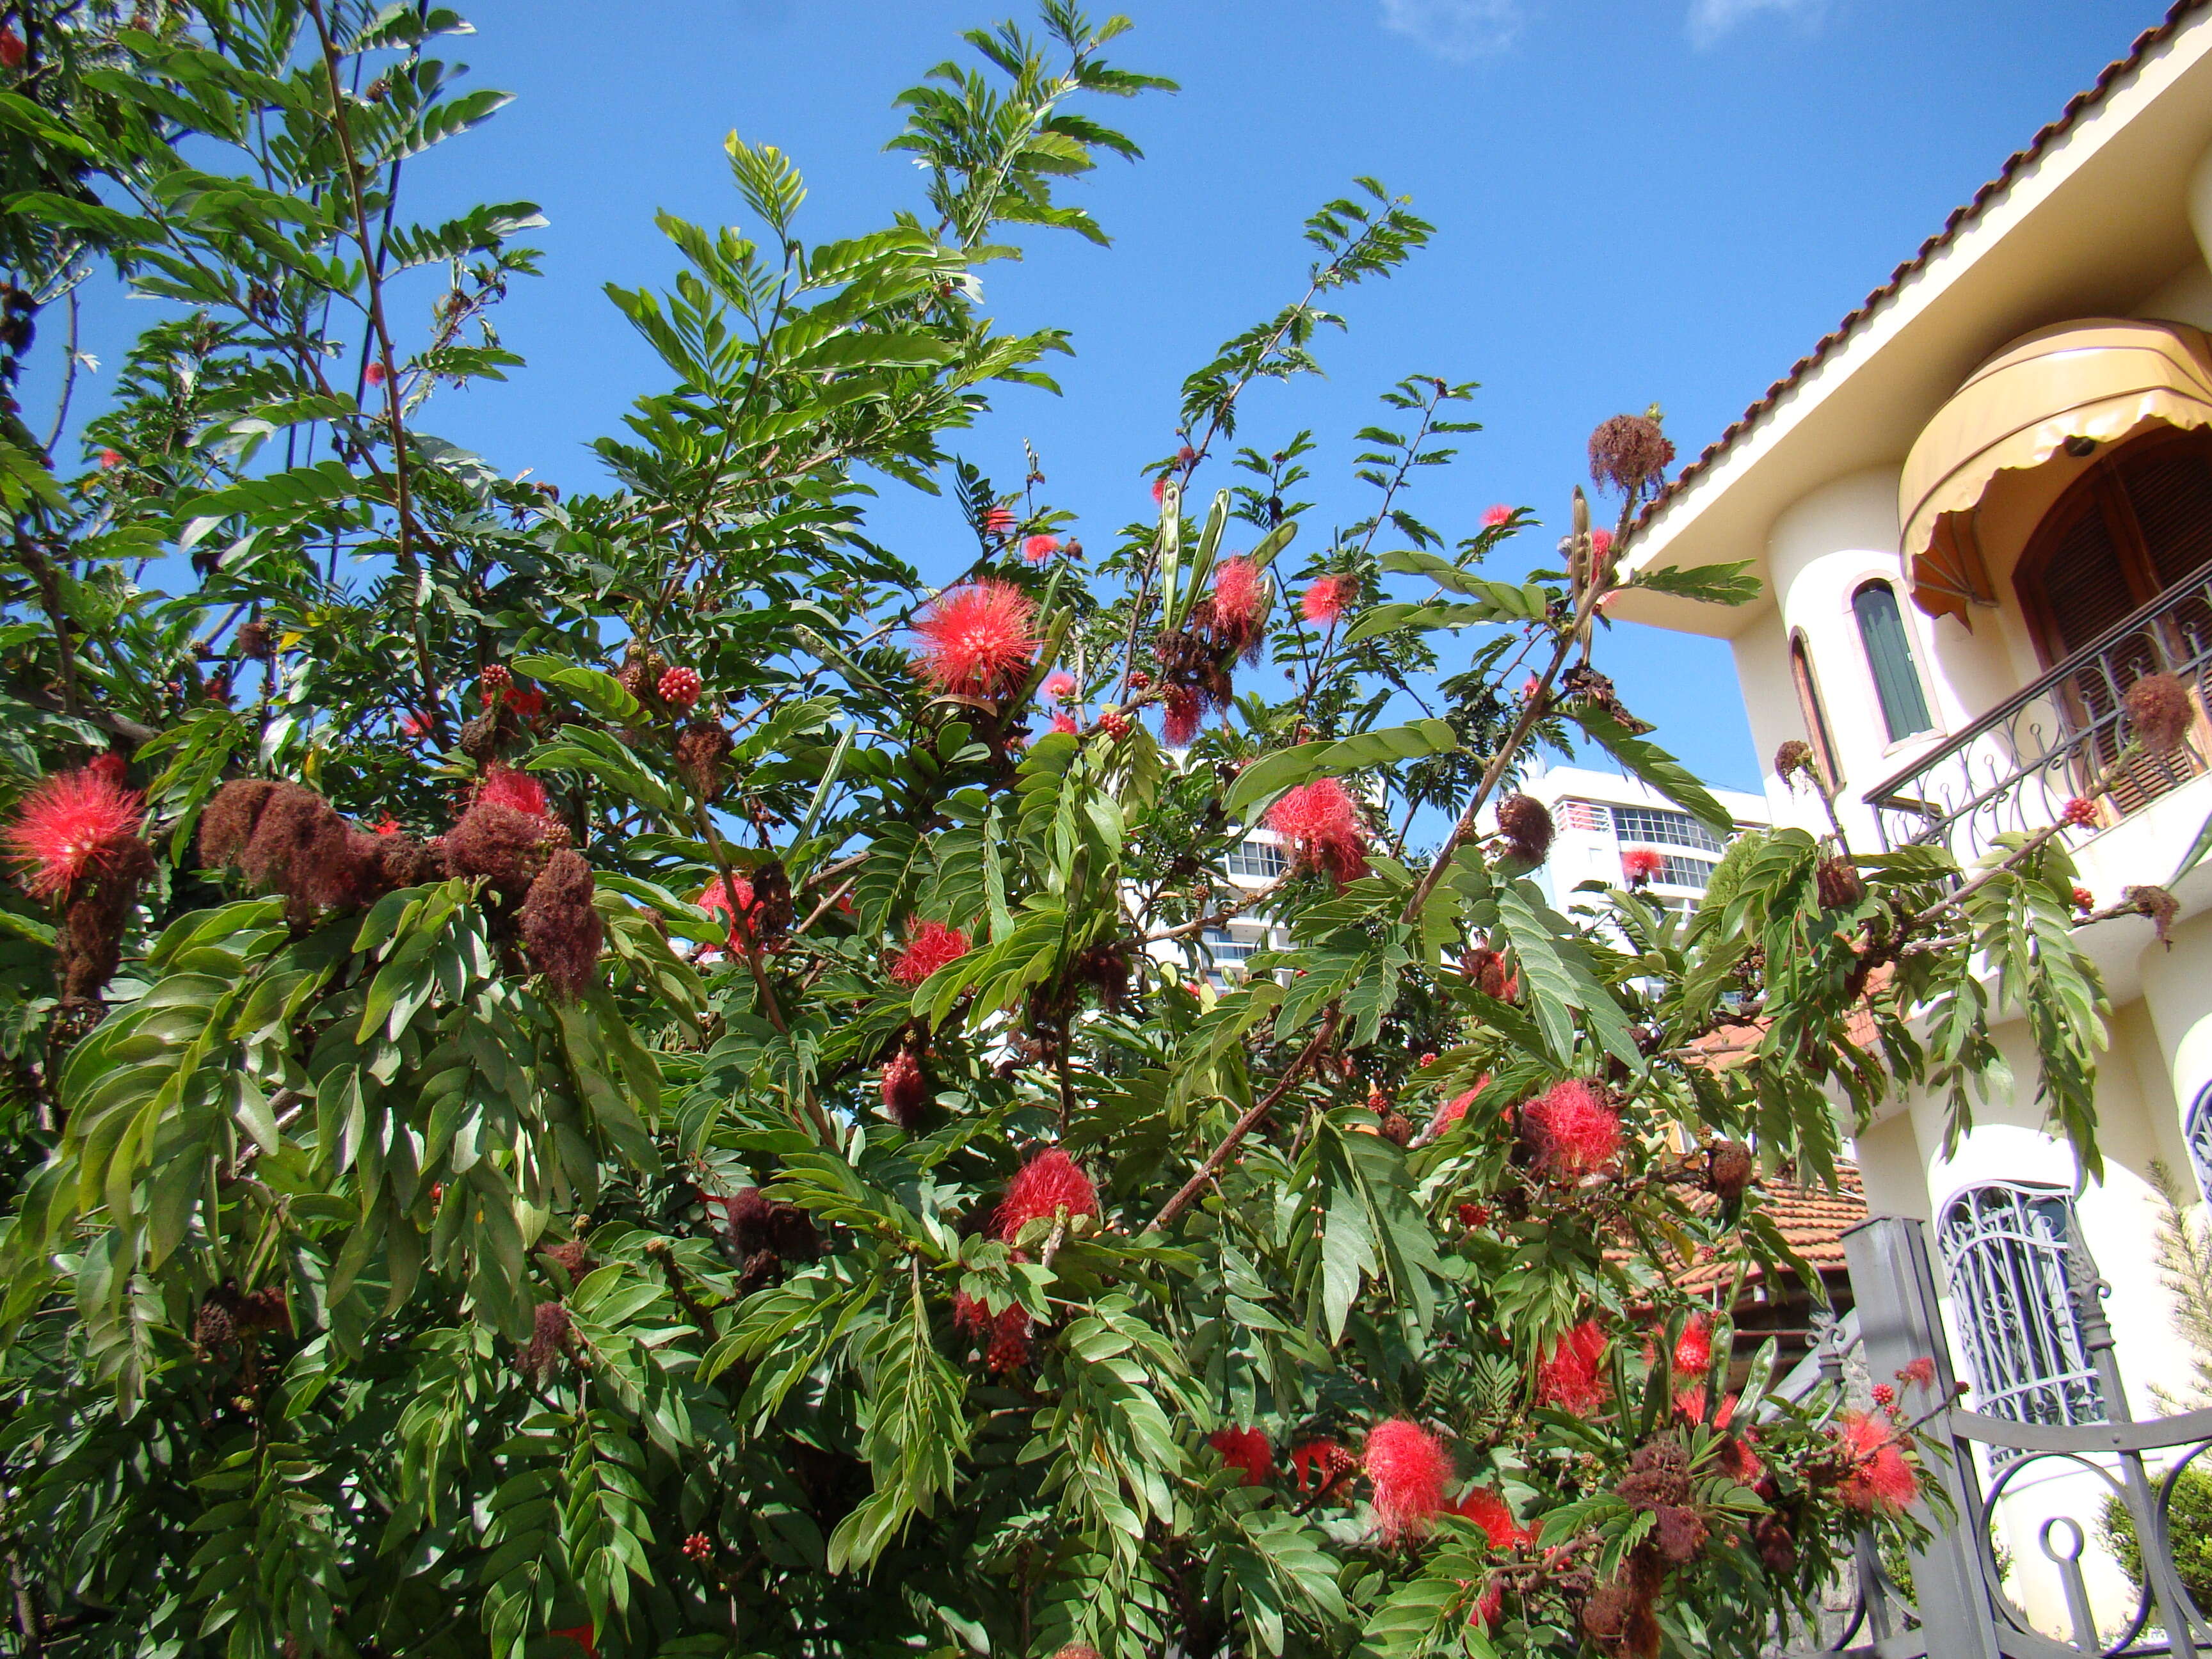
[1843,1215,2001,1659]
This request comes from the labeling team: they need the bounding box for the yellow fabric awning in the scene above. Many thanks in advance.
[1900,318,2212,626]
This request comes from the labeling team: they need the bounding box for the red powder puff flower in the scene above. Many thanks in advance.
[890,918,969,986]
[6,765,145,900]
[984,505,1016,538]
[549,1626,597,1659]
[0,29,26,69]
[1537,1320,1609,1413]
[1720,1430,1765,1487]
[911,581,1039,701]
[1302,573,1351,626]
[1052,711,1078,735]
[1043,670,1077,703]
[374,815,401,836]
[700,873,757,950]
[401,710,433,737]
[1267,778,1366,886]
[365,361,388,387]
[881,1048,927,1127]
[1210,556,1267,663]
[1023,533,1061,564]
[1365,1419,1453,1544]
[1831,1411,1919,1513]
[1589,527,1614,559]
[1454,1486,1531,1551]
[1292,1438,1356,1498]
[1162,685,1203,746]
[1671,1316,1712,1379]
[509,688,546,720]
[1521,1078,1621,1180]
[1897,1355,1937,1390]
[1150,476,1167,505]
[97,448,122,469]
[1210,1426,1272,1486]
[1482,504,1513,529]
[997,1148,1098,1242]
[1456,1202,1491,1229]
[1428,1076,1491,1137]
[1621,847,1664,886]
[476,765,550,820]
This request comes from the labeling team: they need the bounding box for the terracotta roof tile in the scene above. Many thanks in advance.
[1626,1,2212,548]
[1676,1164,1866,1294]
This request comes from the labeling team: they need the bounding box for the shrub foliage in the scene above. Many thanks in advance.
[0,4,2124,1656]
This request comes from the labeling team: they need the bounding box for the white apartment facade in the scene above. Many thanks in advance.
[1511,761,1769,918]
[1613,3,2212,1633]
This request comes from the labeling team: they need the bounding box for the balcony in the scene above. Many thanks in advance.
[1865,568,2212,858]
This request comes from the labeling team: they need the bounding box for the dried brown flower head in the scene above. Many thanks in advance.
[519,1299,573,1381]
[675,720,734,798]
[2127,883,2180,945]
[1496,793,1555,865]
[1815,855,1864,911]
[236,620,273,661]
[2124,671,2193,755]
[519,848,604,998]
[1706,1140,1755,1202]
[443,800,566,900]
[198,778,278,867]
[1589,413,1677,499]
[1773,739,1815,783]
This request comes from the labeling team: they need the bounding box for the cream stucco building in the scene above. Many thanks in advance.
[1614,1,2212,1630]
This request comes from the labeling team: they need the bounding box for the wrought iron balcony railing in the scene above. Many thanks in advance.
[1864,567,2212,856]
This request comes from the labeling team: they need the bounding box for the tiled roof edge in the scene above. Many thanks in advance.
[1624,0,2212,547]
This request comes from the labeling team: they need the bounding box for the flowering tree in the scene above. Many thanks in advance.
[0,5,2134,1658]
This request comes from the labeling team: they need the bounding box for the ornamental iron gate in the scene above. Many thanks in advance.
[1778,1216,2212,1658]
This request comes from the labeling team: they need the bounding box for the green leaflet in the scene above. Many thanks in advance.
[1224,719,1459,820]
[1492,879,1640,1068]
[1573,704,1738,840]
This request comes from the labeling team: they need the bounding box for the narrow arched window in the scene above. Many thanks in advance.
[1937,1183,2104,1443]
[1788,633,1841,789]
[1852,581,1933,741]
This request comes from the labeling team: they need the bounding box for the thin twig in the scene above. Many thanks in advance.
[1147,1007,1342,1233]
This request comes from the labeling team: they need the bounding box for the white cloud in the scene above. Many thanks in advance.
[1378,0,1526,62]
[1686,0,1827,49]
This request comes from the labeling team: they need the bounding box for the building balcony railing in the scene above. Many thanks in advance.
[1864,568,2212,858]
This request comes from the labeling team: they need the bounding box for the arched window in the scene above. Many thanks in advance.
[2015,426,2212,663]
[1788,632,1840,788]
[1937,1183,2105,1435]
[1852,581,1933,741]
[2013,428,2212,807]
[2186,1084,2212,1206]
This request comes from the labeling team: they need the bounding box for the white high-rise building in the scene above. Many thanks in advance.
[1508,761,1770,918]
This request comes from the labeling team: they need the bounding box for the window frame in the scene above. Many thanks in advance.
[1607,805,1725,855]
[1935,1181,2105,1447]
[2186,1083,2212,1207]
[1788,629,1842,789]
[1850,578,1936,742]
[2013,424,2212,670]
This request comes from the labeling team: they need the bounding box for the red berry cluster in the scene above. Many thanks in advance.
[659,666,702,709]
[2062,796,2097,828]
[681,1531,713,1561]
[1098,710,1130,739]
[481,664,513,692]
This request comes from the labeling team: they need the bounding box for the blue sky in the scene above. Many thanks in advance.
[61,0,2159,790]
